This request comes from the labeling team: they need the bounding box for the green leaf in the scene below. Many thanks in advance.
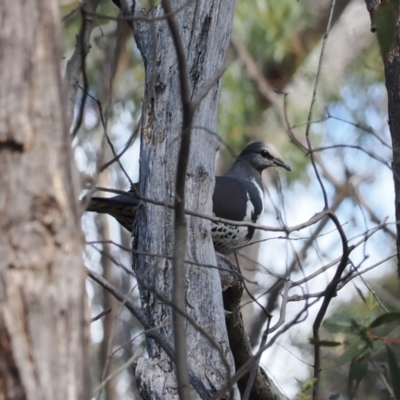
[376,0,400,61]
[308,338,342,347]
[336,342,368,367]
[386,345,400,400]
[371,339,385,353]
[348,355,369,400]
[323,314,360,334]
[369,312,400,328]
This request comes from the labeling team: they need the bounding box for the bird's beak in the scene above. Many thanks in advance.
[274,158,291,171]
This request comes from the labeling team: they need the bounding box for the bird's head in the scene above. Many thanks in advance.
[238,141,291,173]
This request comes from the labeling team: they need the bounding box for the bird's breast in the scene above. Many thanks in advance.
[211,177,264,254]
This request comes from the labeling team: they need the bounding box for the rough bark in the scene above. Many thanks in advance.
[115,0,238,398]
[377,1,400,275]
[0,1,89,399]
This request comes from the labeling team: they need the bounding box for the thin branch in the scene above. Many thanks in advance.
[303,0,337,209]
[338,254,396,289]
[309,144,392,170]
[90,0,194,23]
[87,239,254,285]
[161,0,194,397]
[312,210,348,400]
[65,1,100,133]
[92,350,140,395]
[268,282,291,333]
[292,217,388,286]
[91,308,112,322]
[288,252,394,302]
[93,185,329,233]
[250,177,357,345]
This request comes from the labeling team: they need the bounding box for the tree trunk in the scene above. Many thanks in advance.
[0,1,89,399]
[378,1,400,275]
[117,0,238,398]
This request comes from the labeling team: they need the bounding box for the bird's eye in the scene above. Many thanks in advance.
[260,150,273,159]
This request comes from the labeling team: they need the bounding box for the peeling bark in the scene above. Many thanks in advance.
[116,0,238,398]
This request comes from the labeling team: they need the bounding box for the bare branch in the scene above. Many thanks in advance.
[93,185,329,233]
[312,209,349,400]
[161,0,195,396]
[303,0,337,210]
[309,144,392,170]
[65,0,101,128]
[91,308,112,322]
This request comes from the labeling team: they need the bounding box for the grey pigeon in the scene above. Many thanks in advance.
[86,141,290,254]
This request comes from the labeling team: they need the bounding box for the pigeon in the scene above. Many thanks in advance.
[86,141,290,254]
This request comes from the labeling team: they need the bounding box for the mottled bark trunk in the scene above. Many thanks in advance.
[379,2,400,275]
[99,224,120,400]
[0,1,89,399]
[117,0,237,398]
[99,172,119,400]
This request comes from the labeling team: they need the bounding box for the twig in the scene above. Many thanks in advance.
[92,349,140,395]
[161,0,194,397]
[292,217,388,286]
[91,308,112,322]
[268,282,291,333]
[90,0,194,23]
[303,0,337,209]
[87,239,254,284]
[312,210,348,400]
[309,144,392,170]
[250,178,356,345]
[71,6,93,137]
[338,254,396,290]
[93,185,329,233]
[65,0,100,125]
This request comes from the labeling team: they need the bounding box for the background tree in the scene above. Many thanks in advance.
[0,0,89,399]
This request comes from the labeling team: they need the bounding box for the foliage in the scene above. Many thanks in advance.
[299,291,400,400]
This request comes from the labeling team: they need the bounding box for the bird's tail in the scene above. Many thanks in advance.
[85,194,139,232]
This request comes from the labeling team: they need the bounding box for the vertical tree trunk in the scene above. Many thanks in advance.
[378,2,400,275]
[117,0,237,398]
[0,1,89,399]
[99,171,120,400]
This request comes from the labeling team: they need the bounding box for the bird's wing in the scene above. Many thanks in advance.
[213,176,263,223]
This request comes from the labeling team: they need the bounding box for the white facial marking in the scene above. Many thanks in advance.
[263,142,283,161]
